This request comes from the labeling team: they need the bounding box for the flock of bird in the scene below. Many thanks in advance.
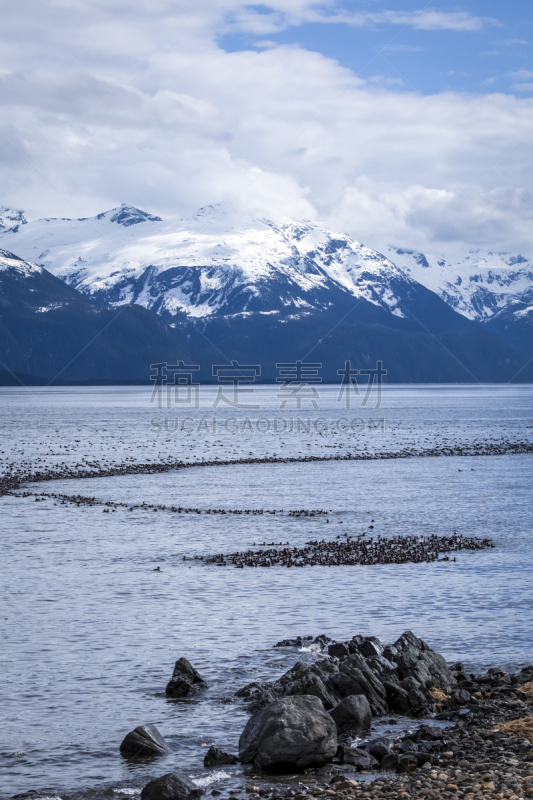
[202,532,494,568]
[1,437,532,499]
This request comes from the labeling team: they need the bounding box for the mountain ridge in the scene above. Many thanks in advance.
[0,204,532,383]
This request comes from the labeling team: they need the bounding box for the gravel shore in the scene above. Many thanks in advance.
[222,667,533,800]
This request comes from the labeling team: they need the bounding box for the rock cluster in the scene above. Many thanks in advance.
[237,631,454,718]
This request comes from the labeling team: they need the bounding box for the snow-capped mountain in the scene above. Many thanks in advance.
[1,202,532,381]
[0,203,416,321]
[388,246,533,324]
[0,206,28,234]
[0,247,186,382]
[1,203,532,333]
[0,248,41,278]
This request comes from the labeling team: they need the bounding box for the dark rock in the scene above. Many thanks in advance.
[141,773,204,800]
[450,662,464,671]
[297,672,341,711]
[166,658,207,698]
[414,725,444,742]
[414,752,435,767]
[408,687,433,716]
[328,643,350,659]
[397,754,419,773]
[399,739,418,753]
[120,724,169,757]
[348,636,365,654]
[365,655,396,676]
[204,746,239,767]
[383,680,410,714]
[238,695,337,771]
[367,740,392,761]
[338,746,378,770]
[380,753,399,770]
[329,652,388,715]
[329,695,372,736]
[382,645,398,662]
[393,631,429,653]
[395,645,455,691]
[452,688,472,704]
[359,638,383,658]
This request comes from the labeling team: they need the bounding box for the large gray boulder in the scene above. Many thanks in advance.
[120,724,169,757]
[166,658,207,698]
[329,695,372,736]
[239,695,337,771]
[141,773,203,800]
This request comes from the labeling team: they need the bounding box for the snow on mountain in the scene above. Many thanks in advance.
[1,201,532,328]
[388,246,533,324]
[0,206,27,234]
[0,203,411,319]
[0,248,42,277]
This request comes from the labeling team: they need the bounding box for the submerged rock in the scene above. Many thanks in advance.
[239,695,337,771]
[166,658,208,698]
[120,724,169,757]
[141,773,204,800]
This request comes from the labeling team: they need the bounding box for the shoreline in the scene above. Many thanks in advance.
[7,658,533,800]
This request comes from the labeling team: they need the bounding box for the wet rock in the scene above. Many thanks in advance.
[382,680,410,714]
[297,672,341,711]
[359,638,383,659]
[413,751,435,766]
[365,655,396,676]
[140,773,204,800]
[338,745,379,770]
[120,724,169,757]
[329,695,372,736]
[407,687,433,716]
[380,752,399,770]
[329,652,388,715]
[204,746,239,767]
[397,754,418,773]
[452,688,472,705]
[367,740,392,762]
[328,643,349,659]
[414,725,443,742]
[166,658,208,698]
[239,695,337,771]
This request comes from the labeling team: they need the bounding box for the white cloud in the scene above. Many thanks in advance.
[346,9,497,32]
[1,0,532,257]
[509,70,533,80]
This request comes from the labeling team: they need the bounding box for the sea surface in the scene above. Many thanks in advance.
[1,384,532,800]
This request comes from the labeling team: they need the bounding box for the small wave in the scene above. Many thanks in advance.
[113,789,141,796]
[191,770,231,787]
[29,796,63,800]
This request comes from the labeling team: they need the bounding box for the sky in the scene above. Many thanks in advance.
[0,0,532,256]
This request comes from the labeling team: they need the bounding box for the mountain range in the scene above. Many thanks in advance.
[0,203,531,384]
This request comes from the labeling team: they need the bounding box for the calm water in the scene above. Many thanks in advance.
[1,386,532,799]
